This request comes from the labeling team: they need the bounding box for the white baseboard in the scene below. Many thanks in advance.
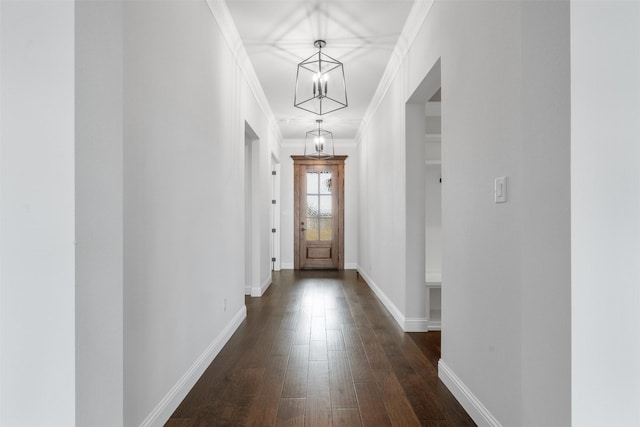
[428,319,441,331]
[140,305,247,427]
[356,266,406,330]
[244,285,251,295]
[251,275,272,297]
[404,317,429,332]
[438,360,502,427]
[357,266,437,333]
[272,263,356,271]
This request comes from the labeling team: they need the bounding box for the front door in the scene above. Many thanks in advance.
[292,156,346,269]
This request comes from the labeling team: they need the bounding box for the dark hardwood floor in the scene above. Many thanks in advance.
[166,270,475,427]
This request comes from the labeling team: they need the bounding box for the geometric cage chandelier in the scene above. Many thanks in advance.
[294,40,348,116]
[304,119,335,160]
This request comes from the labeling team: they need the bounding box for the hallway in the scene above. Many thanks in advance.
[167,270,475,426]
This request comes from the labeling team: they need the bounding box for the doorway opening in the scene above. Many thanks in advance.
[406,59,442,331]
[244,122,260,295]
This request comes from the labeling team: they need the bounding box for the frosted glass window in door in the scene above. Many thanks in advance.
[319,218,332,240]
[307,196,319,217]
[319,195,332,217]
[306,173,319,195]
[306,217,319,241]
[306,171,333,242]
[320,173,332,194]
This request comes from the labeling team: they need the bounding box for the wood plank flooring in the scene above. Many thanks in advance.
[167,270,475,427]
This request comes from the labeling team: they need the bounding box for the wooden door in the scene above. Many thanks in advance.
[293,156,346,270]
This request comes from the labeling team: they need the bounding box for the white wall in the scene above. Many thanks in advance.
[0,1,77,425]
[75,1,124,425]
[1,1,277,425]
[357,76,407,315]
[571,2,640,426]
[424,111,442,283]
[405,104,427,326]
[356,1,570,425]
[424,162,441,281]
[122,1,277,425]
[279,141,358,269]
[244,128,255,292]
[520,2,571,425]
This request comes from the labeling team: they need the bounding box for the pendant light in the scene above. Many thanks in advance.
[304,119,335,160]
[294,40,348,116]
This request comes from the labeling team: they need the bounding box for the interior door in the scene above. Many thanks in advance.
[293,156,346,270]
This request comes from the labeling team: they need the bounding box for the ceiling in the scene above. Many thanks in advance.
[225,0,416,140]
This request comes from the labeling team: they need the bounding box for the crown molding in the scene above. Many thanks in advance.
[204,0,282,142]
[355,0,435,143]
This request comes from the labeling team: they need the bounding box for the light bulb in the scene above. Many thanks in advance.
[316,73,323,97]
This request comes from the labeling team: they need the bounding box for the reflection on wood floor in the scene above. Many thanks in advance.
[167,269,475,426]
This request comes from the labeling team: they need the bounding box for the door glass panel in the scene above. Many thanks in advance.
[306,196,319,217]
[306,217,319,241]
[306,172,319,195]
[319,218,332,241]
[320,172,332,194]
[319,195,332,217]
[305,170,332,242]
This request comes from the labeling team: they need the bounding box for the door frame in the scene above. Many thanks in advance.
[292,155,347,270]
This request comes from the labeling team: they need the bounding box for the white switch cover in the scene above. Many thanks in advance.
[495,176,507,203]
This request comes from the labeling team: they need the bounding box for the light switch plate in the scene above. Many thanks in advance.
[495,176,507,203]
